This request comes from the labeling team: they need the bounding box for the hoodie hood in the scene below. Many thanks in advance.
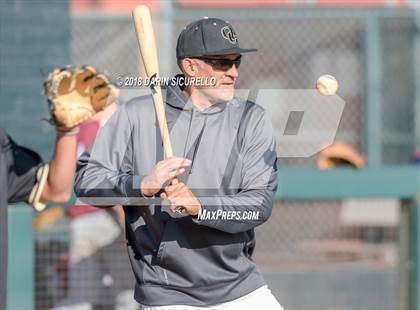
[165,75,228,115]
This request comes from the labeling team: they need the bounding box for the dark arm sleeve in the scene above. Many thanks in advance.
[4,133,43,203]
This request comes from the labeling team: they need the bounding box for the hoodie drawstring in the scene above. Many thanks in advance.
[183,109,195,158]
[182,108,208,175]
[189,115,207,174]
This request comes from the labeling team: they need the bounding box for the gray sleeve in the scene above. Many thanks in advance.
[74,104,145,206]
[193,110,278,234]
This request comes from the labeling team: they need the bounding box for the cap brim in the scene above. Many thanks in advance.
[181,47,257,58]
[204,47,257,56]
[237,48,258,53]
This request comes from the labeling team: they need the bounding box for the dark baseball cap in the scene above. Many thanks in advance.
[176,17,257,59]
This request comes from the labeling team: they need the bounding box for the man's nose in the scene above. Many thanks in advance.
[226,64,239,78]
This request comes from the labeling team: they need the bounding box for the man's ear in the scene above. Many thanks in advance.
[181,58,198,77]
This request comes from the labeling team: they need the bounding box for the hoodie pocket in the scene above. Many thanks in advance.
[154,222,170,285]
[155,220,171,268]
[156,230,166,266]
[155,218,250,288]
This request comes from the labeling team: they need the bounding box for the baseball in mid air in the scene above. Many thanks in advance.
[316,74,339,96]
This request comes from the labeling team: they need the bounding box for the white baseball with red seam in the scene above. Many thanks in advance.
[316,74,339,96]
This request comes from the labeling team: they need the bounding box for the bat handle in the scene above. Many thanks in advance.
[170,178,186,214]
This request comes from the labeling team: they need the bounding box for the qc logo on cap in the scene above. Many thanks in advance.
[221,26,237,44]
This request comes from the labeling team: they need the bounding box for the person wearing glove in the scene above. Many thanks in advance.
[0,65,114,310]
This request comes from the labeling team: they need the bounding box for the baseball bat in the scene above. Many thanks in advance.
[132,5,174,159]
[133,5,183,207]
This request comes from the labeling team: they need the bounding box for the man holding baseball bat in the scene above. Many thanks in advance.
[75,18,282,309]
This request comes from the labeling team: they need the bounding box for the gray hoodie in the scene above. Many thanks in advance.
[74,83,278,306]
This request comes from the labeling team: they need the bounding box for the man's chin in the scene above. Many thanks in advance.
[203,88,235,103]
[216,88,235,102]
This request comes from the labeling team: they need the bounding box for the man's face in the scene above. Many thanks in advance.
[190,53,241,104]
